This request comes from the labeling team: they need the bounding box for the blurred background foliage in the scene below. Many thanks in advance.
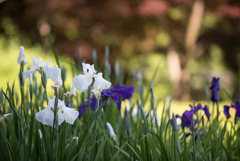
[0,0,240,101]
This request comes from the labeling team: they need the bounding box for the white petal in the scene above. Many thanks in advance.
[45,66,55,79]
[93,73,111,91]
[70,87,76,96]
[45,65,62,85]
[35,108,55,127]
[57,99,78,124]
[82,63,96,75]
[36,96,66,127]
[62,106,79,124]
[22,69,36,81]
[72,74,93,93]
[17,46,28,65]
[31,56,52,68]
[47,96,56,109]
[38,59,52,68]
[57,110,65,126]
[29,73,33,85]
[31,56,39,66]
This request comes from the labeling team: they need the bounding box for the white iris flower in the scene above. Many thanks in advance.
[72,63,111,93]
[17,46,28,65]
[22,57,62,89]
[22,56,52,81]
[35,96,79,127]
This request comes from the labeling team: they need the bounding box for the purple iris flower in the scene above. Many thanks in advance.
[209,77,220,102]
[190,103,211,120]
[224,100,240,119]
[101,90,121,110]
[182,111,194,128]
[78,84,134,118]
[170,103,210,131]
[101,84,134,110]
[190,103,202,114]
[170,111,197,130]
[112,84,135,100]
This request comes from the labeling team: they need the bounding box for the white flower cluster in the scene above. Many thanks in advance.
[17,46,111,127]
[22,56,62,90]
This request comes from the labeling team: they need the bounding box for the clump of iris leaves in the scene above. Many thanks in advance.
[1,46,240,161]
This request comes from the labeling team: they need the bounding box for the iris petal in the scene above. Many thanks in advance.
[72,74,93,93]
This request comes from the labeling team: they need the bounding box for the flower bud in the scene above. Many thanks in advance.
[38,129,43,139]
[106,122,116,139]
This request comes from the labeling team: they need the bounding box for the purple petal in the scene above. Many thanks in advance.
[202,105,211,120]
[189,103,203,114]
[231,101,240,118]
[209,77,220,102]
[210,77,220,90]
[112,84,134,100]
[110,94,121,110]
[211,88,220,102]
[89,96,102,111]
[182,111,193,128]
[78,104,86,119]
[223,105,231,119]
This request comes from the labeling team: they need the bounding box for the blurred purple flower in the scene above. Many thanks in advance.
[209,77,220,102]
[202,106,211,121]
[231,100,240,117]
[112,84,135,100]
[182,111,194,128]
[223,105,231,119]
[223,101,240,119]
[190,103,211,120]
[78,104,86,119]
[171,110,197,130]
[88,96,102,111]
[101,84,134,110]
[170,103,210,131]
[190,103,202,114]
[78,84,134,117]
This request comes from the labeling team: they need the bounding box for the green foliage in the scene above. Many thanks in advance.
[0,48,240,161]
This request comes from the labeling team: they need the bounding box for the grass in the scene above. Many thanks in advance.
[0,42,239,161]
